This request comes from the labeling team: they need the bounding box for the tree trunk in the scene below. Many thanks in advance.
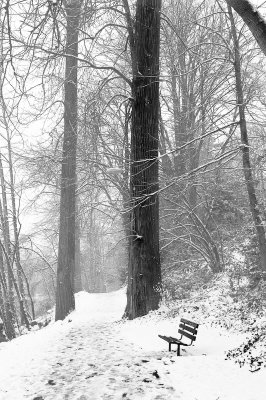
[225,0,266,56]
[0,246,16,339]
[6,126,25,300]
[55,0,79,320]
[171,65,187,177]
[74,201,82,293]
[0,6,17,329]
[228,5,266,272]
[0,158,18,322]
[125,0,162,319]
[121,103,131,262]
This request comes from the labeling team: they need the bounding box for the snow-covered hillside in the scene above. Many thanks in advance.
[0,286,265,400]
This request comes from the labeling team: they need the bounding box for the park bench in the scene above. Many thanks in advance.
[158,318,199,356]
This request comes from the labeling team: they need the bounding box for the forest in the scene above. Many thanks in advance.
[0,0,266,396]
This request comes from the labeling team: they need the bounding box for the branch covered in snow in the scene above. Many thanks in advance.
[225,0,266,56]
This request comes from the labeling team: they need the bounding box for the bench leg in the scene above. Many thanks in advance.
[169,342,171,352]
[177,344,181,356]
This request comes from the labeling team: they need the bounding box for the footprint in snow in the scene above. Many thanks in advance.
[143,378,152,383]
[85,372,98,379]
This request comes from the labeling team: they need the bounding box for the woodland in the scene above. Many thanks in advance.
[0,0,266,354]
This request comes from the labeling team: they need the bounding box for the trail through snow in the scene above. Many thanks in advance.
[0,288,265,399]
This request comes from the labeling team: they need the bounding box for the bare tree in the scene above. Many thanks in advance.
[228,4,266,273]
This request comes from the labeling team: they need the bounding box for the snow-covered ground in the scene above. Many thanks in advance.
[0,288,265,400]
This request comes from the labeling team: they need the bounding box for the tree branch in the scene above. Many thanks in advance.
[225,0,266,56]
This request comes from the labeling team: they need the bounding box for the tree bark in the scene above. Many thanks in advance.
[0,157,19,324]
[228,5,266,272]
[125,0,162,319]
[55,0,79,320]
[74,209,82,293]
[6,126,25,299]
[121,103,131,264]
[0,246,16,339]
[225,0,266,56]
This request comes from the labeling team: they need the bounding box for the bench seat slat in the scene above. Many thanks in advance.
[180,318,199,328]
[169,337,190,346]
[158,335,190,346]
[179,322,197,335]
[178,328,196,341]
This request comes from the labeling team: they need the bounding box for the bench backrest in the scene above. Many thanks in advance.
[178,318,199,342]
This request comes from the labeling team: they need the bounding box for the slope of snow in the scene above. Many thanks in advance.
[0,287,265,399]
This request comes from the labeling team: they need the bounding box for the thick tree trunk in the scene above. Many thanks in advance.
[125,0,162,319]
[228,6,266,272]
[225,0,266,56]
[55,0,79,320]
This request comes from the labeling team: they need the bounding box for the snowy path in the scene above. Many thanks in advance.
[0,289,266,399]
[0,290,175,400]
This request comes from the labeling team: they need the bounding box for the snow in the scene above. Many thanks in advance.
[0,288,266,400]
